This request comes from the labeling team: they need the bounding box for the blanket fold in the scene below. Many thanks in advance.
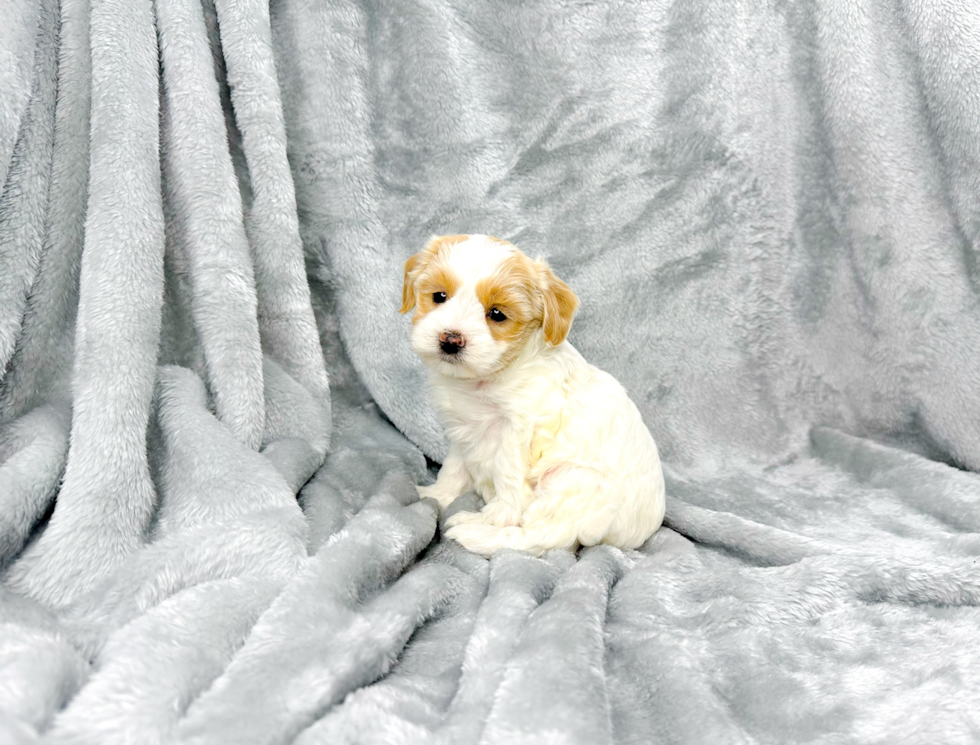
[5,0,167,609]
[158,0,266,450]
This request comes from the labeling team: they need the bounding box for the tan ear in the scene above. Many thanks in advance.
[400,252,422,314]
[400,234,468,314]
[539,263,579,345]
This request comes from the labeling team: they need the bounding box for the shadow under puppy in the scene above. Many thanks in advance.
[401,234,665,557]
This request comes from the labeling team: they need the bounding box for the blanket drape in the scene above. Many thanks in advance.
[1,0,979,742]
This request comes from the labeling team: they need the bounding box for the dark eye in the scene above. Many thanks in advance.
[433,292,447,304]
[488,308,507,323]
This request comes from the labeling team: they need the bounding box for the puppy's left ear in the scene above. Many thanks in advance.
[539,263,579,345]
[400,252,422,314]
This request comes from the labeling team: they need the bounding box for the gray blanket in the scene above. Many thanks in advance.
[2,0,979,742]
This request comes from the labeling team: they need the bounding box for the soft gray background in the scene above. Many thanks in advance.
[283,0,980,473]
[1,0,979,742]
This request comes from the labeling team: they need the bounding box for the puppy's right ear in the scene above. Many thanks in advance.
[401,235,467,314]
[400,252,423,314]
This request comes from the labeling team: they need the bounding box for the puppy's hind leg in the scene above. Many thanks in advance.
[445,466,616,557]
[521,465,617,546]
[444,520,581,558]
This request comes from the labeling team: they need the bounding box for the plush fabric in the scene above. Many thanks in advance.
[1,0,979,742]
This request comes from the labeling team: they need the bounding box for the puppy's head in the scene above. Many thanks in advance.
[400,234,578,379]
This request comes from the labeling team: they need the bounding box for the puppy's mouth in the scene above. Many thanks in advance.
[434,349,484,379]
[439,350,463,363]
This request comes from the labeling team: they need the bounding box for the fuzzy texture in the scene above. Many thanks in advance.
[0,0,332,734]
[405,235,665,556]
[283,0,980,474]
[1,0,980,743]
[4,0,168,609]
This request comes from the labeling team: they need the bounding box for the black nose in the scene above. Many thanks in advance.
[439,331,465,355]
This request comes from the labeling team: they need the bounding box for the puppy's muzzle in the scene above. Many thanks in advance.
[439,331,466,356]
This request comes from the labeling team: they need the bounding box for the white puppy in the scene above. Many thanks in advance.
[401,234,665,557]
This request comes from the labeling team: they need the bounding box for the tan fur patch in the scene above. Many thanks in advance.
[427,234,469,253]
[400,234,468,315]
[484,235,511,248]
[476,253,542,367]
[412,263,461,324]
[538,262,579,345]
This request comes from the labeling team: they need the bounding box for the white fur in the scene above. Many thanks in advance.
[411,236,665,557]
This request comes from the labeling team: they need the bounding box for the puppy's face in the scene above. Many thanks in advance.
[400,235,578,379]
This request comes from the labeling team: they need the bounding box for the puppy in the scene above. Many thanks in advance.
[401,234,665,557]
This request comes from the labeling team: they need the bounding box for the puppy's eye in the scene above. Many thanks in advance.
[488,308,507,323]
[433,292,447,304]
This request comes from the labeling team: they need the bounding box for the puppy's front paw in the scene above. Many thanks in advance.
[416,483,458,509]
